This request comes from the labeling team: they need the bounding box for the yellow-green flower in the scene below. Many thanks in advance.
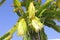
[17,17,27,36]
[28,2,36,19]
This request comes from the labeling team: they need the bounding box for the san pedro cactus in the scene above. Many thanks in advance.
[0,0,60,40]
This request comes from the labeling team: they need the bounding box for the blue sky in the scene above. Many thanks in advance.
[0,0,60,40]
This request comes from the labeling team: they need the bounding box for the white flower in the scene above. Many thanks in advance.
[32,17,43,32]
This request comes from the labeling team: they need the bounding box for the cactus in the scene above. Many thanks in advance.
[0,0,60,40]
